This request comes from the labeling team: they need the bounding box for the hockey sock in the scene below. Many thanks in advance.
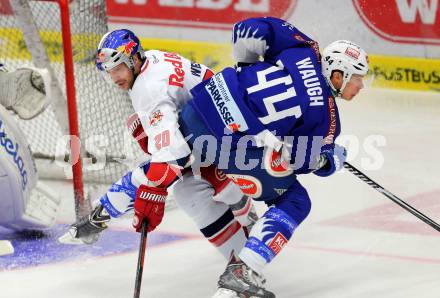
[199,208,247,259]
[239,207,297,275]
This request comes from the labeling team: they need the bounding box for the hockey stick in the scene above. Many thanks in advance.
[134,220,149,298]
[344,162,440,232]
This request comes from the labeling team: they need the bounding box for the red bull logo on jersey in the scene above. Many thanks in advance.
[164,52,185,88]
[117,40,137,56]
[149,110,164,127]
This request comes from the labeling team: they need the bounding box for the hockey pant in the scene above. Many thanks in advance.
[100,165,248,259]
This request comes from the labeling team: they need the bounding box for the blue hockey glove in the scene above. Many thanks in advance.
[314,144,347,177]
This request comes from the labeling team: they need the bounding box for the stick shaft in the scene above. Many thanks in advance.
[133,220,148,298]
[344,162,440,232]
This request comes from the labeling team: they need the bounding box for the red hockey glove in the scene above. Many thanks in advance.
[127,113,149,154]
[133,185,167,232]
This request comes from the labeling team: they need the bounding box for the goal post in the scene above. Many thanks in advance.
[1,0,143,218]
[59,0,86,217]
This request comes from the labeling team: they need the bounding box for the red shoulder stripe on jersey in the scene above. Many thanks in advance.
[140,60,150,74]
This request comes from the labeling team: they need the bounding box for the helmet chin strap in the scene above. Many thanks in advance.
[326,77,342,98]
[129,69,136,90]
[339,70,353,96]
[130,56,147,89]
[329,70,352,98]
[130,56,147,87]
[332,88,341,98]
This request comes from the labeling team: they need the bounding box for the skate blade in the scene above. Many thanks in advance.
[212,288,240,298]
[0,240,14,256]
[58,230,99,245]
[58,231,84,245]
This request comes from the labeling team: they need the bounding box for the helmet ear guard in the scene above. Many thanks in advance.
[321,40,369,95]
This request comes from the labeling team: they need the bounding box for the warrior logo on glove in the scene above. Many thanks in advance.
[138,190,166,202]
[133,184,168,232]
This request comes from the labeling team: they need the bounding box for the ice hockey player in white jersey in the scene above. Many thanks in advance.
[0,63,60,232]
[60,30,257,259]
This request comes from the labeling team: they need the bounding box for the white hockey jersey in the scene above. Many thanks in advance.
[129,50,213,163]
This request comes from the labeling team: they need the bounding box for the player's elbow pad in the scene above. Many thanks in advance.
[146,162,182,188]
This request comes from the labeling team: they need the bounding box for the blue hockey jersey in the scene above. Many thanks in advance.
[189,17,341,174]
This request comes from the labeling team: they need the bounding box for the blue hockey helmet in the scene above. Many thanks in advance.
[95,29,145,72]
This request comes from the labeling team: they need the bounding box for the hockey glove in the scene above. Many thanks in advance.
[133,185,167,232]
[0,67,50,119]
[314,144,347,177]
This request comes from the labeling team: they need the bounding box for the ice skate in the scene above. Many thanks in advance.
[213,253,275,298]
[58,205,110,245]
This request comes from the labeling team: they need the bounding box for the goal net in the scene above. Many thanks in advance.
[0,0,143,216]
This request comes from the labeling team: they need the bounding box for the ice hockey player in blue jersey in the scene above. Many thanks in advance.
[178,17,369,297]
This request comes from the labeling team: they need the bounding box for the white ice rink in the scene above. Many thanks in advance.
[1,88,439,298]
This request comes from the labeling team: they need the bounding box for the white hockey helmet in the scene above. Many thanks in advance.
[321,40,369,93]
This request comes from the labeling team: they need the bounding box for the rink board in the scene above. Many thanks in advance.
[1,26,439,92]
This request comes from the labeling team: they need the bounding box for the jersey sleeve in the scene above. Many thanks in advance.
[232,17,320,64]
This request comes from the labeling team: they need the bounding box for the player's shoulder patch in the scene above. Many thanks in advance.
[149,110,164,127]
